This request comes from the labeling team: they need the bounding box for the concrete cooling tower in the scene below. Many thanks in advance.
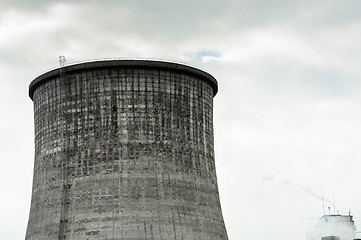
[26,59,228,239]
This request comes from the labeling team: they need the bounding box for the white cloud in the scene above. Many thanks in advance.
[1,1,361,239]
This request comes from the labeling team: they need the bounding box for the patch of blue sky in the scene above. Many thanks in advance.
[195,50,221,59]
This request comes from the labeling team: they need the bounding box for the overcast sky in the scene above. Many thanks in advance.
[1,1,361,239]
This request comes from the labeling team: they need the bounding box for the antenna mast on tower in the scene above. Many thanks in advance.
[333,192,336,215]
[59,55,66,67]
[322,188,325,215]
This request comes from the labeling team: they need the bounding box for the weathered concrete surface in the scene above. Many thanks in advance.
[26,60,228,240]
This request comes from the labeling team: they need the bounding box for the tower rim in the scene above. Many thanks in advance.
[28,59,218,100]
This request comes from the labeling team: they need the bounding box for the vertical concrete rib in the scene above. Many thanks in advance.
[58,67,69,240]
[26,60,228,240]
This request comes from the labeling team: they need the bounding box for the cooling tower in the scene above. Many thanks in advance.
[26,59,228,239]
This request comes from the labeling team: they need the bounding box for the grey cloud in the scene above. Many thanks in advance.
[2,1,361,239]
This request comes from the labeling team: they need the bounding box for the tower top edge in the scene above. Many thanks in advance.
[29,59,218,100]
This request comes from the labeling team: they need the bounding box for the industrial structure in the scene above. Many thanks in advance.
[322,237,340,240]
[307,214,356,240]
[25,59,228,239]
